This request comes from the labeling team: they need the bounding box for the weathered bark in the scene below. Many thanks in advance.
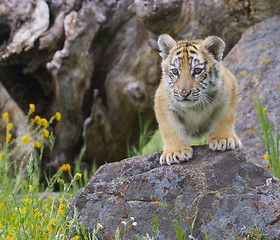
[0,0,279,168]
[136,0,280,52]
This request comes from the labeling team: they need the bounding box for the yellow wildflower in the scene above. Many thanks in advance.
[264,154,269,160]
[59,198,63,202]
[21,197,34,204]
[239,71,247,76]
[58,209,64,216]
[154,200,160,206]
[34,115,42,125]
[29,185,33,191]
[0,154,2,160]
[72,236,80,240]
[47,196,54,200]
[55,112,61,121]
[36,211,44,218]
[264,58,270,64]
[22,135,31,144]
[41,118,48,127]
[6,133,12,142]
[7,123,13,131]
[26,135,31,143]
[3,112,8,121]
[20,207,27,214]
[50,218,57,224]
[57,177,62,183]
[42,129,49,138]
[48,218,57,230]
[29,104,35,114]
[22,136,27,143]
[58,203,66,216]
[153,196,160,206]
[60,163,71,171]
[33,141,41,149]
[76,173,82,180]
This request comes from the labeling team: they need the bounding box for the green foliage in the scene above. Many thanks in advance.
[254,96,280,179]
[127,116,207,158]
[0,107,94,239]
[162,201,187,240]
[127,114,154,157]
[137,215,162,240]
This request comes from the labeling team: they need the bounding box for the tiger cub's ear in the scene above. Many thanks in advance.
[203,36,225,62]
[158,34,176,59]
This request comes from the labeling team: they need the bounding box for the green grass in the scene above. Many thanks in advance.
[141,129,207,156]
[128,116,207,157]
[254,96,280,178]
[0,107,92,240]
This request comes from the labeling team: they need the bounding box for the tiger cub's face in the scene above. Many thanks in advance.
[158,34,225,107]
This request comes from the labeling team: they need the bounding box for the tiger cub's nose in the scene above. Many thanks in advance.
[179,89,191,98]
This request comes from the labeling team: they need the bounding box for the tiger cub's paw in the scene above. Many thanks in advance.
[208,134,242,151]
[160,146,193,165]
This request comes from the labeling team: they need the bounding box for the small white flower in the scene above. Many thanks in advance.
[121,220,127,225]
[132,221,137,226]
[241,225,246,231]
[97,223,103,229]
[266,178,272,186]
[130,217,135,221]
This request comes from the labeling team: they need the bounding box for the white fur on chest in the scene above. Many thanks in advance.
[167,97,224,140]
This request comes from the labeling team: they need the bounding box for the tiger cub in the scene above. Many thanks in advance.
[154,34,241,165]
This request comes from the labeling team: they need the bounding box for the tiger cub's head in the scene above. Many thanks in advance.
[158,34,225,107]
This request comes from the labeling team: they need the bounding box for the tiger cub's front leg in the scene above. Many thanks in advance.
[155,98,193,165]
[159,123,193,165]
[160,141,193,166]
[208,104,242,151]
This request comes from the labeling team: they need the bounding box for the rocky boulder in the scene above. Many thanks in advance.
[69,146,280,239]
[223,15,280,167]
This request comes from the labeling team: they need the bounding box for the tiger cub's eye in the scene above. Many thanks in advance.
[171,68,179,76]
[194,68,203,75]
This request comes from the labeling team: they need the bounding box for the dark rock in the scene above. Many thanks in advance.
[223,15,280,167]
[69,146,280,239]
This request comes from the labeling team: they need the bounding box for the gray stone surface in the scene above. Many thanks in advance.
[69,146,280,239]
[223,15,280,167]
